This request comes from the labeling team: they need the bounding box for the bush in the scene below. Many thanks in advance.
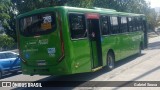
[0,34,16,51]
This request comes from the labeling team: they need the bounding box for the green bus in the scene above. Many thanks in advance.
[16,6,147,76]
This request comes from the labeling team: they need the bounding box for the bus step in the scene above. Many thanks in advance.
[92,66,103,72]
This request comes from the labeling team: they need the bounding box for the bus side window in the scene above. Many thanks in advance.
[134,17,139,31]
[132,17,137,32]
[128,17,133,32]
[136,17,141,31]
[110,16,119,34]
[69,13,86,39]
[101,15,109,35]
[139,17,144,31]
[120,17,128,33]
[140,17,145,31]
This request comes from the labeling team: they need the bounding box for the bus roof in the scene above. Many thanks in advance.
[17,6,145,18]
[56,6,145,17]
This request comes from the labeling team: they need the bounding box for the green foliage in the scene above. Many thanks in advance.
[0,0,11,24]
[67,0,93,8]
[12,0,67,14]
[93,0,149,13]
[146,9,160,30]
[0,0,17,42]
[0,29,4,34]
[0,34,16,50]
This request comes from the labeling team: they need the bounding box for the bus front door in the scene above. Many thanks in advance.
[86,13,102,69]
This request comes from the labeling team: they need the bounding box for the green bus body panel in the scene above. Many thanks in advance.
[70,40,91,73]
[20,31,62,66]
[58,8,92,74]
[101,31,143,65]
[17,6,145,75]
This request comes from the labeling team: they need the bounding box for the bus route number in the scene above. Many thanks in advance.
[43,16,52,23]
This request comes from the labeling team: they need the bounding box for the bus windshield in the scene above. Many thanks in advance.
[19,13,56,36]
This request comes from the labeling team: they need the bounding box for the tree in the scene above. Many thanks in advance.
[93,0,150,13]
[0,34,16,51]
[0,21,4,34]
[147,9,160,31]
[12,0,67,14]
[67,0,93,8]
[0,0,17,41]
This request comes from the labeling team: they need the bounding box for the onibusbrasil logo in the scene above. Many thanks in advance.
[1,82,42,87]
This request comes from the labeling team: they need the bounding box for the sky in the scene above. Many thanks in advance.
[145,0,160,8]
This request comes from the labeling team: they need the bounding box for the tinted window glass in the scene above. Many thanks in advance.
[120,17,128,33]
[110,17,119,34]
[135,17,139,31]
[136,17,143,31]
[132,17,137,31]
[5,53,17,58]
[101,16,109,35]
[128,17,133,32]
[0,53,6,59]
[140,17,145,31]
[69,13,86,39]
[20,13,56,36]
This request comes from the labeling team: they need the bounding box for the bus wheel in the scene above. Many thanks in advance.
[107,52,115,70]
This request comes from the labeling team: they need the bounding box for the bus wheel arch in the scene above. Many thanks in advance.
[106,49,115,70]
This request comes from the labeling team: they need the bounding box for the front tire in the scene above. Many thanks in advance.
[107,52,115,70]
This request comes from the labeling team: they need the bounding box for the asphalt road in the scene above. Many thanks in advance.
[0,36,160,90]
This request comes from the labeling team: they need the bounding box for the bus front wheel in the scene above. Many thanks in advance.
[107,52,115,70]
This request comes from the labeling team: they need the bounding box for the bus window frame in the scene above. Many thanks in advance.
[127,16,145,33]
[128,16,134,32]
[100,14,131,37]
[136,16,143,31]
[132,17,138,32]
[100,15,111,36]
[119,16,128,33]
[18,11,57,37]
[141,16,146,31]
[109,15,121,35]
[67,12,88,41]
